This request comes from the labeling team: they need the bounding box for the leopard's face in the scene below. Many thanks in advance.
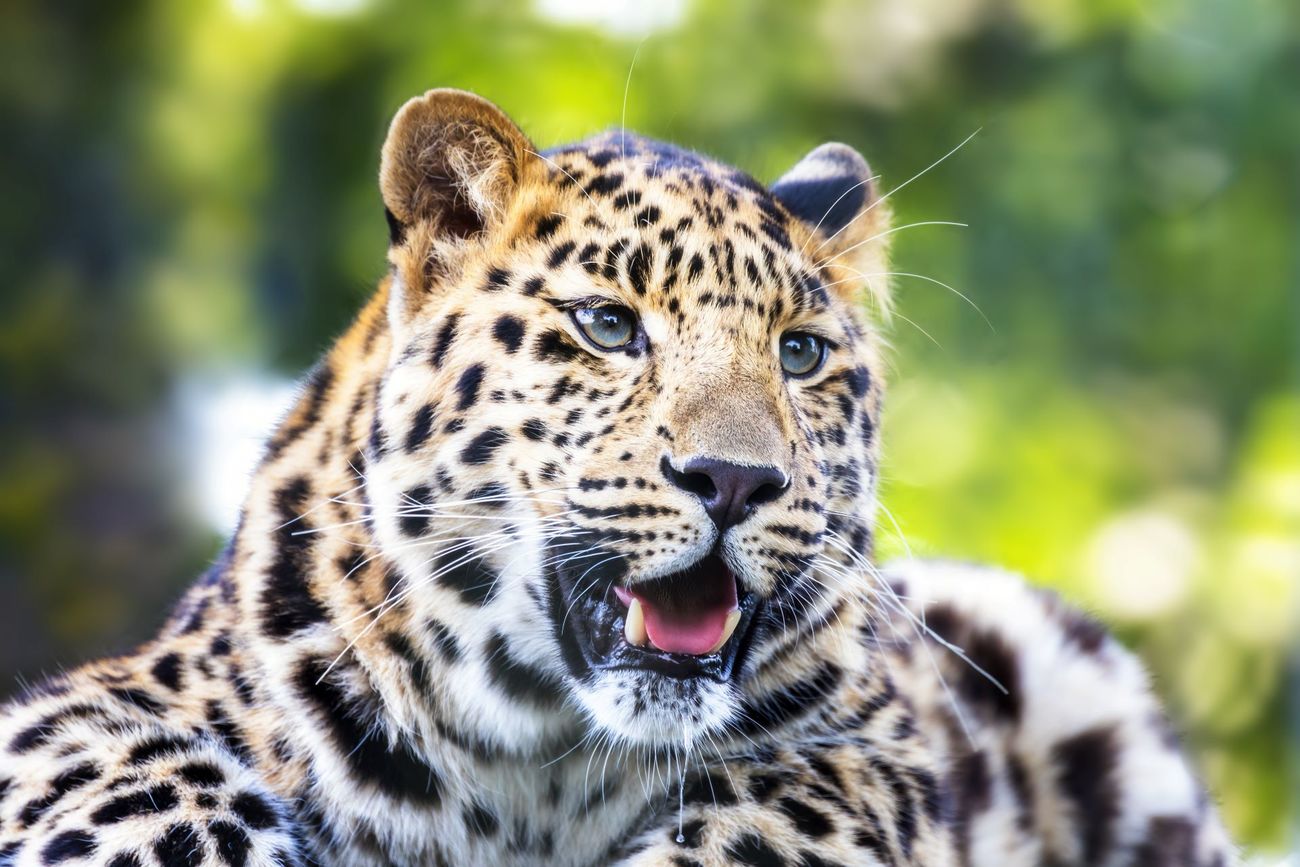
[366,91,889,751]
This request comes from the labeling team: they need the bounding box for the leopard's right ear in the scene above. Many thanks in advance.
[380,88,535,248]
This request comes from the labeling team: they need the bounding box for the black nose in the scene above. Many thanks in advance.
[661,456,789,532]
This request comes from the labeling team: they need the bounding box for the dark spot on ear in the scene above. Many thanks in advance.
[770,144,871,237]
[771,180,864,236]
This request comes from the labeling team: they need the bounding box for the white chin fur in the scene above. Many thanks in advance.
[574,670,737,747]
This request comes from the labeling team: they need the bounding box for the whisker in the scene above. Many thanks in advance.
[273,479,368,531]
[797,174,882,257]
[873,271,993,332]
[814,220,968,272]
[527,149,598,209]
[813,128,981,254]
[819,528,1008,749]
[619,38,649,168]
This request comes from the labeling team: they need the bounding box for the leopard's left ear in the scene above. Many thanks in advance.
[771,143,891,310]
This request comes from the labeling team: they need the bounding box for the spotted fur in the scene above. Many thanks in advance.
[0,89,1236,866]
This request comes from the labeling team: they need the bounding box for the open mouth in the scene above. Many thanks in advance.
[549,549,761,682]
[615,558,741,655]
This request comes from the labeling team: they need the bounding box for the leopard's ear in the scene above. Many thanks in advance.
[380,88,534,247]
[771,143,891,312]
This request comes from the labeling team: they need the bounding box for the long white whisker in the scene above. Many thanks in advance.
[814,128,981,254]
[620,38,647,168]
[527,149,598,210]
[797,173,882,256]
[814,220,968,271]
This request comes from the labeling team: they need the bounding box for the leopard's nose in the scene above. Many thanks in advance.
[661,456,789,532]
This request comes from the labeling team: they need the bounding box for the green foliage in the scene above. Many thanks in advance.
[0,0,1294,852]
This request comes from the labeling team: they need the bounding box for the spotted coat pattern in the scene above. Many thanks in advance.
[0,90,1237,867]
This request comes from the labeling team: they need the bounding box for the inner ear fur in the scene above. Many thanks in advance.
[380,88,535,246]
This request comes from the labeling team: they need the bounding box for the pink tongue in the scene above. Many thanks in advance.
[629,579,738,656]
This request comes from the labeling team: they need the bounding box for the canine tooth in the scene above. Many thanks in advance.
[708,609,742,654]
[624,598,648,647]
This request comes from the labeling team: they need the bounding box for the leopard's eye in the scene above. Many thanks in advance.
[573,305,637,350]
[779,331,826,377]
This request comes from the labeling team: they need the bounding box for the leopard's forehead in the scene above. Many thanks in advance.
[543,131,774,202]
[542,132,793,244]
[520,132,841,324]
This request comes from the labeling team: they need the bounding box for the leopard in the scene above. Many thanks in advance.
[0,88,1238,867]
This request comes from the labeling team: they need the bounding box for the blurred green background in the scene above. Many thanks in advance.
[1,0,1295,855]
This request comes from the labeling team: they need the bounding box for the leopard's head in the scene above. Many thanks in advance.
[366,90,889,751]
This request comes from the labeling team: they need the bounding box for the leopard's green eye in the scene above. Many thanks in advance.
[779,331,826,377]
[573,305,637,350]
